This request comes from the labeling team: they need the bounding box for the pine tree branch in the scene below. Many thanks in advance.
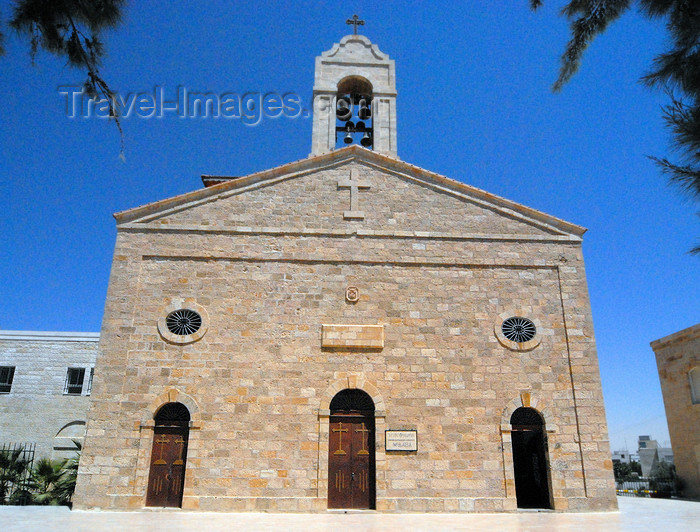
[533,1,700,254]
[9,0,125,157]
[649,156,700,199]
[553,1,632,92]
[64,11,124,155]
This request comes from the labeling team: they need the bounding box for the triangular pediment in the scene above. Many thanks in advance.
[116,146,585,241]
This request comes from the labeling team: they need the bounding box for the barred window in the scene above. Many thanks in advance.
[0,366,15,393]
[63,368,85,395]
[86,368,94,395]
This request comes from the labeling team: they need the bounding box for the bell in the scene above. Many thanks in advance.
[358,100,371,120]
[344,132,353,144]
[355,121,366,132]
[344,121,355,132]
[361,131,372,147]
[336,97,352,121]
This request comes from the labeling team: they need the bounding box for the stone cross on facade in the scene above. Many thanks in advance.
[338,169,370,220]
[346,15,364,35]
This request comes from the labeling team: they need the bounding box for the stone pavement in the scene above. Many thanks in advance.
[2,497,699,532]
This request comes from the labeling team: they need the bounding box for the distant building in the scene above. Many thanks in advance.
[658,447,674,465]
[0,330,98,461]
[612,449,639,464]
[612,450,633,464]
[652,323,700,499]
[637,435,657,478]
[637,435,673,477]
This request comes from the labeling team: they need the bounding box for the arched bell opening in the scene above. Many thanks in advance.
[510,407,553,509]
[145,402,190,507]
[328,389,376,509]
[335,76,374,150]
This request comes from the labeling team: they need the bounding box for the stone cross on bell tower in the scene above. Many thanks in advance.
[310,21,398,158]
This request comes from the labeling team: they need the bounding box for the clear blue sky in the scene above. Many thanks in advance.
[1,2,697,452]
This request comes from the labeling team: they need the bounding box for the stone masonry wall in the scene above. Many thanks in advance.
[0,332,98,461]
[653,324,700,500]
[74,159,616,512]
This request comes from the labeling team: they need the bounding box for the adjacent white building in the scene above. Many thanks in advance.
[0,330,99,461]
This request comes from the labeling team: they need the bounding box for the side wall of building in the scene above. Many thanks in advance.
[653,324,700,500]
[0,331,99,461]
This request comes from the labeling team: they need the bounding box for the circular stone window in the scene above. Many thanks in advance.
[157,300,209,345]
[501,316,536,343]
[494,312,542,352]
[166,309,202,336]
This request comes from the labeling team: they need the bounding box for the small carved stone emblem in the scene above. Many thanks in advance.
[345,286,359,303]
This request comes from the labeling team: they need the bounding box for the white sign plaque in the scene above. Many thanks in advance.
[385,430,417,452]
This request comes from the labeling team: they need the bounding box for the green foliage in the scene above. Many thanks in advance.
[8,488,33,505]
[532,1,700,253]
[8,1,123,98]
[0,448,31,504]
[631,459,641,475]
[0,443,81,506]
[539,0,633,92]
[52,440,81,505]
[613,461,628,481]
[1,1,125,152]
[649,460,675,479]
[613,460,642,481]
[29,458,66,505]
[649,461,677,493]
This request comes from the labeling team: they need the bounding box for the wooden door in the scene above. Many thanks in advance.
[146,424,189,507]
[328,414,375,509]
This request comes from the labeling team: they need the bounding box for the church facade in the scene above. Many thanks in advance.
[73,32,616,512]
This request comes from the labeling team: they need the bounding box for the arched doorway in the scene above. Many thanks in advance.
[510,407,552,509]
[146,402,190,507]
[328,389,375,509]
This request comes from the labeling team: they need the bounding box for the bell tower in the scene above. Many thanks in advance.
[310,17,397,158]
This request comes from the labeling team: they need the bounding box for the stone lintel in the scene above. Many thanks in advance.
[321,324,384,349]
[343,210,365,220]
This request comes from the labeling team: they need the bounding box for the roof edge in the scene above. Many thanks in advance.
[115,149,355,224]
[0,330,101,342]
[650,323,700,351]
[114,146,587,237]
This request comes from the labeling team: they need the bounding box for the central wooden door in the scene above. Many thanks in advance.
[328,389,376,509]
[328,415,375,509]
[146,402,190,508]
